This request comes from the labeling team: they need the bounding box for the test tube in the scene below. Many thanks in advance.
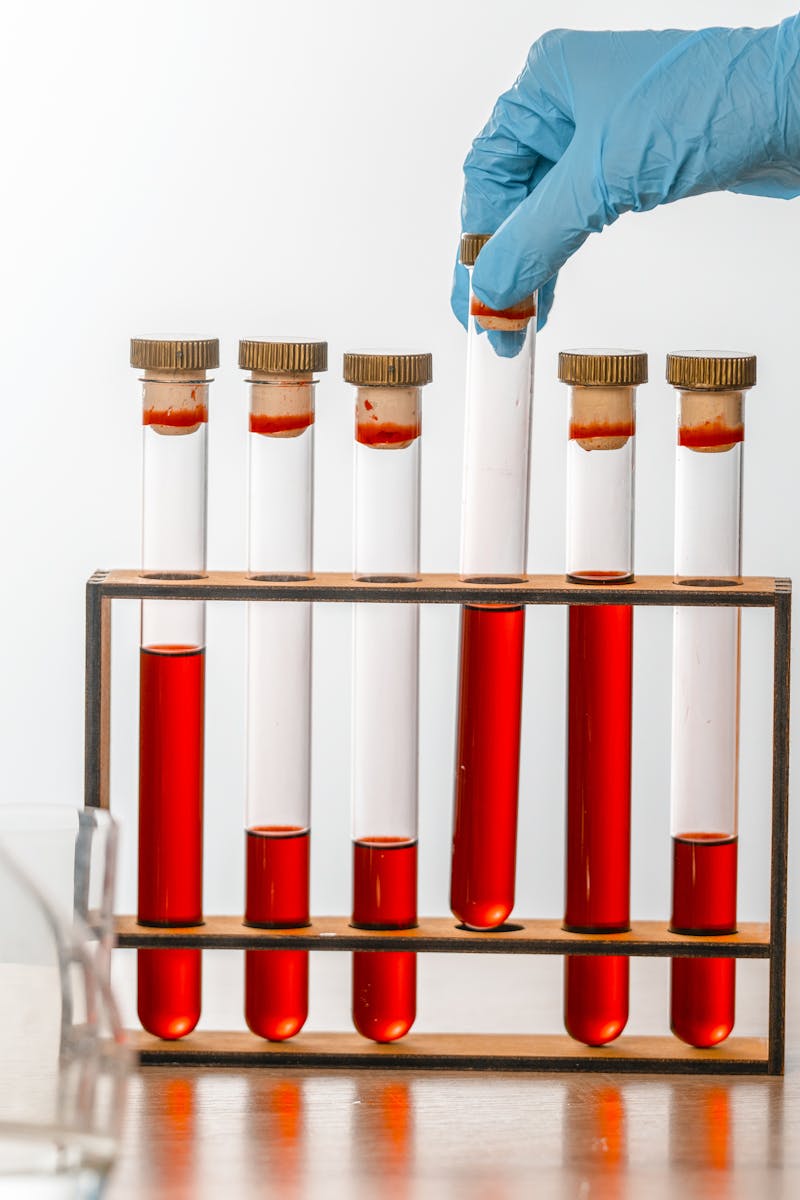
[559,350,647,1046]
[345,350,432,1043]
[132,336,217,1040]
[450,233,535,930]
[667,351,756,1048]
[240,338,327,1041]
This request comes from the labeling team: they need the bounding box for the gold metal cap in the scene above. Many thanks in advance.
[130,338,219,371]
[558,350,648,387]
[343,352,433,387]
[460,233,492,267]
[238,339,328,373]
[666,352,757,391]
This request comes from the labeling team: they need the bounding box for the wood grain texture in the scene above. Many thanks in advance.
[127,1029,769,1073]
[91,568,780,607]
[114,914,771,957]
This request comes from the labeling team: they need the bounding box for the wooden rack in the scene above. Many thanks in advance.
[85,570,791,1074]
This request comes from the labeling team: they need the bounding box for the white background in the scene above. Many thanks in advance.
[1,0,798,1033]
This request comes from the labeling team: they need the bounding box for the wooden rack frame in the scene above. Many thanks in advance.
[85,570,791,1075]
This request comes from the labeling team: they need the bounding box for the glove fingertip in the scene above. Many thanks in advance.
[536,276,557,331]
[451,256,469,330]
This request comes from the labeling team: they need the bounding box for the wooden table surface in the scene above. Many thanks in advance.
[107,959,800,1199]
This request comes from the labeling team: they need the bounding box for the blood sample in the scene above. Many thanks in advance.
[667,351,756,1048]
[239,339,328,1041]
[451,233,536,930]
[451,604,524,929]
[344,350,433,1042]
[352,838,418,1043]
[564,605,633,1046]
[671,834,738,1047]
[131,336,218,1040]
[245,828,310,1041]
[559,350,648,1046]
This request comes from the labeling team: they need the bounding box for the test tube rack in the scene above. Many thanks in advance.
[85,569,791,1075]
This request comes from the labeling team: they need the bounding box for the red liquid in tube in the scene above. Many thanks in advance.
[356,421,420,447]
[250,412,313,436]
[138,645,205,1040]
[137,949,201,1041]
[564,605,632,1045]
[352,838,417,1043]
[671,833,738,1048]
[569,421,635,442]
[451,605,525,930]
[678,423,743,450]
[469,297,537,321]
[143,404,208,429]
[245,826,310,1041]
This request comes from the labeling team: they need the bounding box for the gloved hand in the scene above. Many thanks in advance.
[452,18,800,330]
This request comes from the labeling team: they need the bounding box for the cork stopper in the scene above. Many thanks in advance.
[678,390,744,454]
[355,387,420,450]
[249,374,315,439]
[470,294,536,332]
[461,235,536,329]
[559,351,645,451]
[569,386,635,451]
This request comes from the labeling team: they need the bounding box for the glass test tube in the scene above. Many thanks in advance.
[345,350,432,1043]
[668,351,756,1048]
[451,233,536,931]
[132,336,217,1040]
[240,339,327,1041]
[559,349,647,1046]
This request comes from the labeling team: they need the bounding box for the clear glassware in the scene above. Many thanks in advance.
[558,350,647,1048]
[451,233,536,932]
[0,805,130,1197]
[564,355,640,584]
[345,350,432,1043]
[667,351,756,1049]
[239,338,328,1042]
[458,234,536,582]
[131,336,218,1042]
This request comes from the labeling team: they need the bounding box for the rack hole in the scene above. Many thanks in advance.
[140,571,207,581]
[676,577,741,589]
[248,573,314,583]
[462,575,526,586]
[355,574,420,584]
[457,922,524,934]
[566,573,634,586]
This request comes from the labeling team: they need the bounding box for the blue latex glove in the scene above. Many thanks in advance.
[452,18,800,330]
